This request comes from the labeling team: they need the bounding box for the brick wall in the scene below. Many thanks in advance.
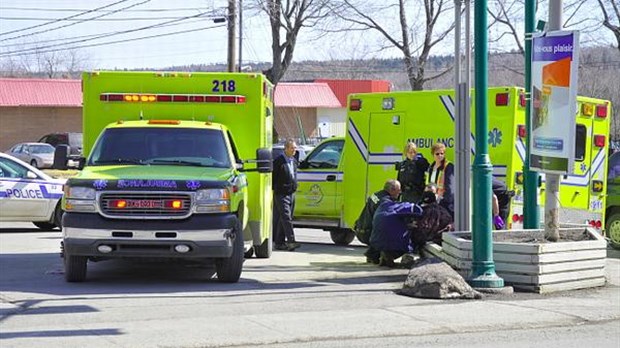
[0,106,82,151]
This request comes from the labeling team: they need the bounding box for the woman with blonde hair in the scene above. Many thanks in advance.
[427,142,455,217]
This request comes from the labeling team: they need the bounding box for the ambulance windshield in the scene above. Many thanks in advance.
[88,127,231,168]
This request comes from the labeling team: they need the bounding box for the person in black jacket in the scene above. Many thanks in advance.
[354,186,391,264]
[397,142,430,203]
[272,139,301,251]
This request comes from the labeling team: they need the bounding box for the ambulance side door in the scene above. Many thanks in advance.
[295,139,344,217]
[0,157,49,219]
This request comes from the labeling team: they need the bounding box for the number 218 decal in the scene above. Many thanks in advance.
[212,80,236,92]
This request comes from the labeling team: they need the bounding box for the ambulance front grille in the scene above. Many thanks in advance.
[99,193,192,219]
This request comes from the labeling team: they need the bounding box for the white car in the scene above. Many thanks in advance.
[0,153,65,230]
[7,142,56,169]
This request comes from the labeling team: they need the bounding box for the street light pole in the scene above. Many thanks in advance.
[468,0,504,289]
[227,0,237,73]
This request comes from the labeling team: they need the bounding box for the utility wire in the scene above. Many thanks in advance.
[0,17,208,48]
[0,6,217,12]
[0,0,136,38]
[0,24,227,57]
[1,16,202,21]
[0,0,152,43]
[0,11,215,56]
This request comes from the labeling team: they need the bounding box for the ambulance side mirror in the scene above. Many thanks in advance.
[298,160,309,169]
[77,157,86,170]
[256,148,273,173]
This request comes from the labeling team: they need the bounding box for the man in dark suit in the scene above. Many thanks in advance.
[272,139,301,251]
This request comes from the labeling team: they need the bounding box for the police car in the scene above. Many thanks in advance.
[0,153,65,230]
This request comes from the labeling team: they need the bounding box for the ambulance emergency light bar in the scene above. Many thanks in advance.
[100,93,246,104]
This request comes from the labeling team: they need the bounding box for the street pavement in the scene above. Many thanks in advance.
[0,223,619,348]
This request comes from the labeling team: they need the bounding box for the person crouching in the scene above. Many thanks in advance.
[369,179,423,268]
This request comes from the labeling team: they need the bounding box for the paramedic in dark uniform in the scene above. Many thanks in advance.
[272,139,301,251]
[397,141,429,203]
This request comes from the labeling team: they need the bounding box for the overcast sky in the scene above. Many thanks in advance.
[0,0,615,70]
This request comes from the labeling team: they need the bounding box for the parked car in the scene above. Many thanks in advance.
[37,132,83,157]
[7,142,55,168]
[272,143,307,161]
[0,153,65,230]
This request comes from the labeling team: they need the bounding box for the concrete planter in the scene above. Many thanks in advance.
[423,228,607,293]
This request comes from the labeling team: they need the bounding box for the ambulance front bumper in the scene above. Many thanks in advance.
[62,212,237,258]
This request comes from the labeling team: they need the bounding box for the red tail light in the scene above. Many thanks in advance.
[519,93,526,107]
[595,220,602,229]
[496,93,509,106]
[517,125,526,138]
[350,99,362,111]
[595,105,607,118]
[594,135,606,148]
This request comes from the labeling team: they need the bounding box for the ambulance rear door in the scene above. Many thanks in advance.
[366,112,406,195]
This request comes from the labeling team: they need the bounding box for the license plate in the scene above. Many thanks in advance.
[126,200,163,209]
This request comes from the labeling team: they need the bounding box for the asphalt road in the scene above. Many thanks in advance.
[1,222,619,348]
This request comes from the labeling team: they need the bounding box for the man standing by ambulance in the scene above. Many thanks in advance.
[273,139,301,251]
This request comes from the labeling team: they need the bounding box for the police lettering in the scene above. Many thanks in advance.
[6,188,43,198]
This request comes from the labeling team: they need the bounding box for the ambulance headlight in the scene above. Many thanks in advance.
[65,186,96,200]
[64,186,96,212]
[195,188,230,213]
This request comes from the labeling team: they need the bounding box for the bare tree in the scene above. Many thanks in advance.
[326,0,454,90]
[254,0,332,84]
[597,0,620,51]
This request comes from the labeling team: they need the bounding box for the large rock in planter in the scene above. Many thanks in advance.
[399,258,482,299]
[423,227,607,293]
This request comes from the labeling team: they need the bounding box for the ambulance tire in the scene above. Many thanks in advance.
[606,211,620,250]
[330,229,356,246]
[216,222,244,283]
[254,236,272,258]
[64,253,87,282]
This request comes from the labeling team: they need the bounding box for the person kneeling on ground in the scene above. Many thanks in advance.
[370,179,423,268]
[354,184,392,264]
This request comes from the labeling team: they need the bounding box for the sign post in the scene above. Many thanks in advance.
[530,30,579,173]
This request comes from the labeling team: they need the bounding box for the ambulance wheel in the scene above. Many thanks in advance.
[330,229,355,246]
[254,236,272,258]
[216,223,244,283]
[606,211,620,250]
[30,159,39,168]
[64,253,87,282]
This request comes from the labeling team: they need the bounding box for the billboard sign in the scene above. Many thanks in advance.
[530,30,580,174]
